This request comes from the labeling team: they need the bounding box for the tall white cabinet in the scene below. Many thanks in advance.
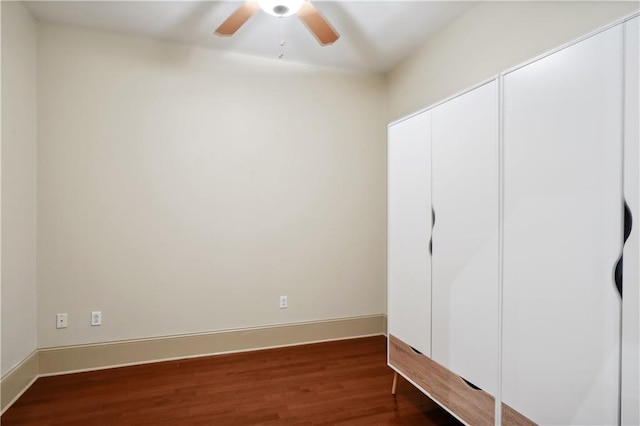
[388,15,639,426]
[388,83,500,426]
[501,24,624,425]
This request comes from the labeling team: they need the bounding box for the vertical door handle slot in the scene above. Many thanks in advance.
[614,200,633,297]
[429,208,436,255]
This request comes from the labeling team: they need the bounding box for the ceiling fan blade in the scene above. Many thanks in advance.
[214,1,260,36]
[296,1,339,46]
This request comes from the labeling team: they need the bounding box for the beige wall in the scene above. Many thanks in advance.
[387,1,639,122]
[1,1,38,375]
[11,0,639,354]
[37,24,387,348]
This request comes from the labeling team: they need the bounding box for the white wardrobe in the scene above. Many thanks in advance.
[388,15,639,426]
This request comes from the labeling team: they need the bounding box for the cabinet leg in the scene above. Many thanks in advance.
[391,371,398,395]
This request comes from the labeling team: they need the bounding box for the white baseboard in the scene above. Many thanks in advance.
[1,350,39,415]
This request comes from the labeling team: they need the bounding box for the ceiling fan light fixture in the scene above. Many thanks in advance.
[258,0,304,17]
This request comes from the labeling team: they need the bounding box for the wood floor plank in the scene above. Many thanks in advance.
[2,336,461,425]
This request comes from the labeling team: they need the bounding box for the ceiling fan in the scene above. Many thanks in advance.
[214,0,340,46]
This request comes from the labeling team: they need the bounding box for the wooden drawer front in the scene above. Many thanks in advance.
[502,404,537,426]
[389,334,494,426]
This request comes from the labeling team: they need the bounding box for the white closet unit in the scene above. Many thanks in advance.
[387,15,639,426]
[387,110,432,356]
[622,16,639,426]
[501,24,624,425]
[430,81,499,397]
[388,94,498,426]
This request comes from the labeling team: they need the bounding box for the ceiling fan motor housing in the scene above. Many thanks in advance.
[273,5,289,15]
[259,0,304,17]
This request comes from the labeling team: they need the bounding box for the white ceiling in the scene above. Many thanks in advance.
[24,1,476,73]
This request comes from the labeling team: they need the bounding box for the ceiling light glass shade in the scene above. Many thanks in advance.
[258,0,304,17]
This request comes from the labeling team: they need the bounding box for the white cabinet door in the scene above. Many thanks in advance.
[388,111,432,356]
[502,25,624,425]
[622,16,639,426]
[431,81,499,397]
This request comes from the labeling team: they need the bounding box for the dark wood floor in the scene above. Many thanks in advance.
[2,335,461,425]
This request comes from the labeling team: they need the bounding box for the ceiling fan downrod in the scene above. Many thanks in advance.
[279,18,286,59]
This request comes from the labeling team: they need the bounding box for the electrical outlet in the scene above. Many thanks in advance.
[56,313,68,329]
[91,311,102,326]
[279,296,288,309]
